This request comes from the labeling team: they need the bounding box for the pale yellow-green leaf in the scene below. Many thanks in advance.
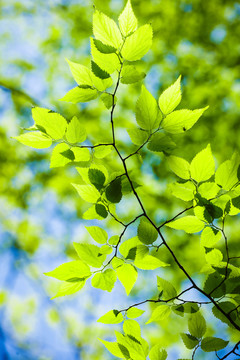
[205,249,223,265]
[44,260,91,281]
[93,10,123,48]
[66,116,87,144]
[162,107,208,134]
[134,254,169,270]
[13,132,52,149]
[86,226,108,244]
[159,76,182,114]
[201,227,222,247]
[215,152,240,190]
[123,319,141,338]
[91,269,117,292]
[118,0,138,36]
[50,143,72,168]
[52,279,86,299]
[146,305,171,324]
[190,144,215,182]
[90,37,120,74]
[121,24,152,61]
[149,345,167,360]
[167,155,190,179]
[73,242,105,268]
[169,181,195,201]
[198,182,220,200]
[166,216,204,233]
[71,147,90,162]
[32,107,67,139]
[135,85,159,130]
[98,310,123,324]
[72,184,100,203]
[60,86,98,103]
[116,263,138,295]
[94,145,113,158]
[126,307,145,319]
[66,59,93,86]
[98,339,124,358]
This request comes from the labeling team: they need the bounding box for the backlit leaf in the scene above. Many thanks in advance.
[159,76,182,115]
[121,24,153,61]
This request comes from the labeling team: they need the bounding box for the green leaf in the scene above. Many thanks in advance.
[180,333,199,350]
[72,184,100,203]
[166,216,204,233]
[93,10,122,48]
[66,116,86,144]
[137,218,158,245]
[203,272,226,298]
[119,237,148,259]
[188,312,206,338]
[44,260,91,280]
[66,59,93,86]
[100,93,115,109]
[121,24,152,61]
[116,263,138,295]
[105,178,122,203]
[115,331,146,360]
[88,168,106,190]
[118,0,138,37]
[198,182,220,199]
[201,227,222,247]
[159,76,182,115]
[60,86,98,103]
[161,107,208,134]
[121,65,146,84]
[91,60,110,79]
[201,337,228,352]
[32,107,67,139]
[149,345,167,360]
[136,85,159,130]
[134,254,169,270]
[99,339,126,358]
[93,38,117,54]
[109,235,120,246]
[73,242,105,268]
[146,305,171,324]
[157,276,177,300]
[127,127,148,145]
[94,145,113,158]
[190,144,215,182]
[126,307,145,319]
[86,226,108,244]
[169,181,195,201]
[98,310,123,324]
[215,152,240,190]
[90,37,120,74]
[95,203,108,218]
[212,301,238,327]
[50,143,72,168]
[72,147,90,162]
[99,244,112,255]
[147,133,176,153]
[52,278,87,299]
[167,155,190,180]
[13,131,52,149]
[91,268,117,292]
[123,319,141,338]
[205,248,223,265]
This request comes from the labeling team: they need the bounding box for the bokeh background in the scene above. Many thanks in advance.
[0,0,240,359]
